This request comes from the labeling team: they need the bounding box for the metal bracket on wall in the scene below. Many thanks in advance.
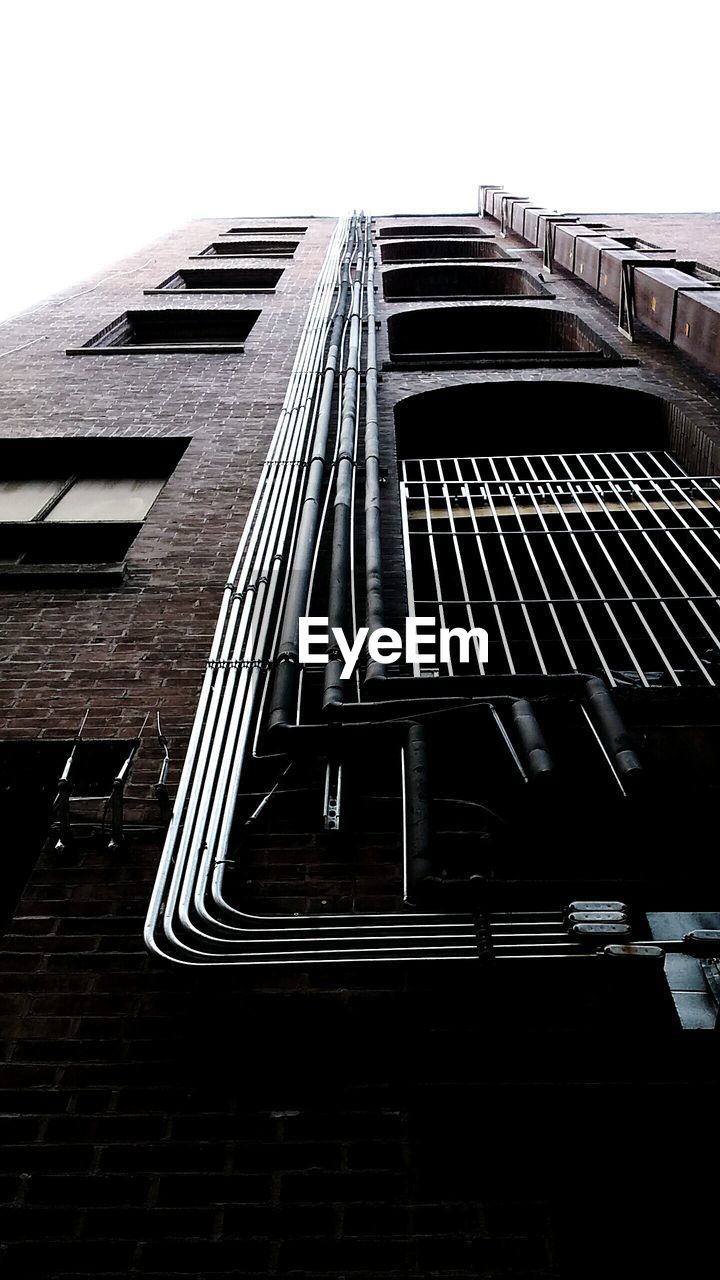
[51,710,170,854]
[619,257,720,342]
[618,259,640,340]
[479,184,504,217]
[323,760,342,832]
[542,217,579,273]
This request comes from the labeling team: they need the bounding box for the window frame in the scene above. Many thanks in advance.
[0,437,188,583]
[66,308,262,356]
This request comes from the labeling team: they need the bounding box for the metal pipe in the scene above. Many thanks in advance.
[510,699,555,782]
[145,219,360,960]
[178,284,342,927]
[364,221,386,685]
[324,216,367,708]
[145,213,658,968]
[268,218,357,732]
[403,723,434,902]
[584,677,644,786]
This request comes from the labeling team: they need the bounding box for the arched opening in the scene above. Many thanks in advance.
[380,240,511,264]
[382,265,552,301]
[386,306,621,368]
[394,382,720,685]
[377,224,491,239]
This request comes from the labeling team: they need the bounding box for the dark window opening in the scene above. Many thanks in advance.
[395,383,720,687]
[68,309,260,355]
[146,268,283,295]
[382,265,552,301]
[196,240,298,258]
[377,224,490,239]
[386,306,625,368]
[380,239,512,264]
[0,436,187,581]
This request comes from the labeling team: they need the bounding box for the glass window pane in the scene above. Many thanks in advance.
[0,479,67,522]
[46,478,165,523]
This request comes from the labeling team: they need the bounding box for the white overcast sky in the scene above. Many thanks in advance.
[0,0,718,325]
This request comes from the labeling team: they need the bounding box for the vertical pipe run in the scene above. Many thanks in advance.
[324,217,368,708]
[145,219,352,953]
[268,221,357,731]
[364,224,386,685]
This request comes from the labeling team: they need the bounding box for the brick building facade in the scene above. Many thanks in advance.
[0,198,718,1276]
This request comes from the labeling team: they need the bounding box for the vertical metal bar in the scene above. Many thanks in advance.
[541,479,648,685]
[563,480,680,683]
[597,481,718,682]
[441,476,486,674]
[463,463,515,674]
[399,475,422,677]
[502,456,578,672]
[419,458,452,674]
[483,457,548,673]
[108,777,124,853]
[513,476,619,685]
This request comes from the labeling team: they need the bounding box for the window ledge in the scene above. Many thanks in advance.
[66,343,247,356]
[387,291,556,302]
[143,288,275,296]
[384,352,635,371]
[189,252,295,260]
[0,562,126,586]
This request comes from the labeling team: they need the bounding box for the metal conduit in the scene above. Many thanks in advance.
[145,215,651,968]
[267,219,357,731]
[145,217,480,965]
[324,215,368,709]
[145,218,649,968]
[364,226,387,684]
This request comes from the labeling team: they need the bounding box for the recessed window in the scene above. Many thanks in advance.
[386,306,625,369]
[382,265,553,301]
[377,224,489,239]
[145,268,283,295]
[194,240,298,258]
[222,225,306,236]
[0,437,187,582]
[380,239,512,264]
[67,309,260,355]
[395,383,720,687]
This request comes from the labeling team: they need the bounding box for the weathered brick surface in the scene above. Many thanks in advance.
[1,211,719,1276]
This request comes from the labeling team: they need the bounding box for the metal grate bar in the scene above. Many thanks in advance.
[400,452,720,686]
[401,450,688,484]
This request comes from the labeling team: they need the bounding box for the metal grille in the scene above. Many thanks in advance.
[400,450,720,687]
